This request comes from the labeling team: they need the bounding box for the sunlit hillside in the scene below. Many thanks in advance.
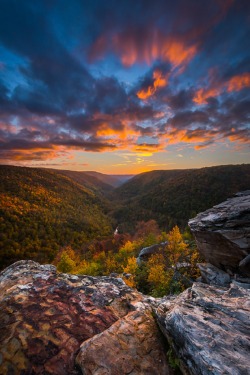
[0,165,112,270]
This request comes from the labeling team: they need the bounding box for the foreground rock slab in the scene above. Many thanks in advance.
[155,282,250,375]
[189,191,250,277]
[0,260,171,375]
[76,309,171,375]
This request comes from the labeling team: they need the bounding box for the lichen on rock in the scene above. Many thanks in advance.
[155,282,250,375]
[0,260,171,375]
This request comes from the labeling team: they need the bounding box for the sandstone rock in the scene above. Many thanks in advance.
[76,309,172,375]
[198,263,231,287]
[137,241,168,265]
[188,191,250,277]
[1,257,250,375]
[155,282,250,375]
[0,260,171,375]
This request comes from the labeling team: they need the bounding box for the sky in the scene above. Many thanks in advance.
[0,0,249,174]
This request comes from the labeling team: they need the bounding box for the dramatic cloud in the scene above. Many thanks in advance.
[0,0,249,171]
[194,72,250,104]
[137,69,169,100]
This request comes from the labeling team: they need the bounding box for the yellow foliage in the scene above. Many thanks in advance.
[124,256,138,274]
[189,248,202,279]
[76,259,100,276]
[166,225,188,265]
[57,251,76,273]
[123,277,136,288]
[148,263,166,285]
[122,256,138,288]
[120,241,135,254]
[93,251,106,262]
[105,255,119,274]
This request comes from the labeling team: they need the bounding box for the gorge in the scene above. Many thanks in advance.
[0,192,249,374]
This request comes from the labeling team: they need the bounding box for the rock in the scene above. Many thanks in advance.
[231,279,250,290]
[198,263,231,286]
[137,241,168,265]
[155,282,250,375]
[76,309,171,375]
[1,258,250,374]
[0,260,172,375]
[188,191,250,277]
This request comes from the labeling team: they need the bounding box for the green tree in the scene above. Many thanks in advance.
[57,252,76,273]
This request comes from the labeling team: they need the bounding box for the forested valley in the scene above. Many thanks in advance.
[1,164,249,296]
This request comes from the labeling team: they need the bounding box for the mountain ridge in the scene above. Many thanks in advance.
[112,164,250,232]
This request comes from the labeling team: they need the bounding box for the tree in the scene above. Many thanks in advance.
[57,250,76,273]
[147,254,174,297]
[166,225,188,268]
[123,256,138,288]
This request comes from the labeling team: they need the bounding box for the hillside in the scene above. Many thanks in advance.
[50,169,114,194]
[83,171,133,188]
[0,166,112,270]
[50,170,134,194]
[112,164,250,232]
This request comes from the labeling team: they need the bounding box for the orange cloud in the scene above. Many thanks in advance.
[96,122,139,141]
[90,31,197,69]
[194,72,250,104]
[132,142,165,154]
[193,86,222,105]
[227,72,250,92]
[162,40,197,68]
[137,70,168,100]
[116,34,197,68]
[164,127,219,149]
[5,147,67,161]
[228,132,250,144]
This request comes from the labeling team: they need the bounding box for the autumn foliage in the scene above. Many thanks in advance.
[54,223,201,297]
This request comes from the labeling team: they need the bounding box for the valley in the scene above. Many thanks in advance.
[0,163,250,272]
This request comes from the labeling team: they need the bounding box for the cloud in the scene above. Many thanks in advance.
[0,0,249,166]
[110,32,197,69]
[193,72,250,104]
[137,69,169,100]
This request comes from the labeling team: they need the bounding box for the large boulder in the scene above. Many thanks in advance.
[137,241,168,265]
[188,191,250,277]
[155,282,250,375]
[0,260,171,375]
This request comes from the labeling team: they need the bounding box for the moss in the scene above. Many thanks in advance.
[167,347,181,371]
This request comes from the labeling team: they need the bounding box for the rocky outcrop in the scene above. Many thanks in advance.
[155,282,250,375]
[1,260,250,375]
[137,241,168,265]
[188,191,250,277]
[198,263,231,287]
[0,260,171,375]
